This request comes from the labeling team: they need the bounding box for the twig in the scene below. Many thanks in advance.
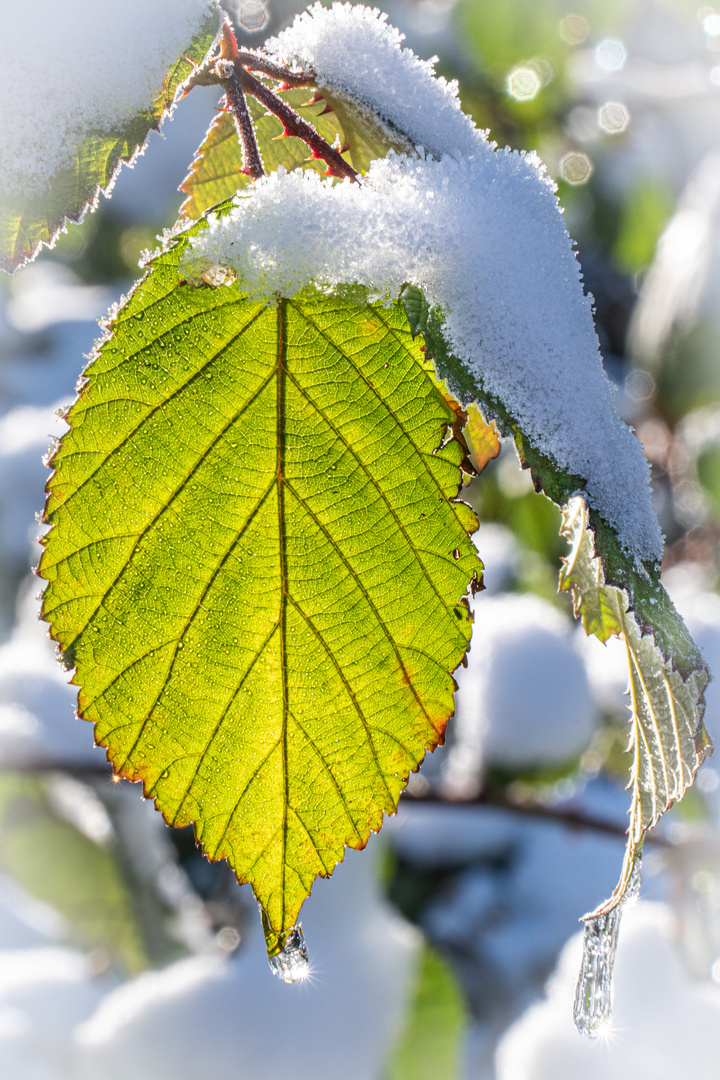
[234,64,358,182]
[402,786,672,848]
[215,59,265,180]
[183,23,357,184]
[0,756,670,848]
[234,50,315,88]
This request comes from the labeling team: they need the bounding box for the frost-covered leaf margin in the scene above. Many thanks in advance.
[403,285,711,915]
[0,9,221,273]
[560,498,710,917]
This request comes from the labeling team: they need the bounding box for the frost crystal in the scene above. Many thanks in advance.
[266,2,482,159]
[193,150,663,563]
[0,0,217,197]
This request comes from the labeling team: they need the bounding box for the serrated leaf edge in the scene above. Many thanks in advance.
[2,7,223,274]
[560,496,711,918]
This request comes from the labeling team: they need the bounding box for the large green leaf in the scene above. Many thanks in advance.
[401,284,710,915]
[39,216,481,953]
[0,10,220,273]
[180,87,406,221]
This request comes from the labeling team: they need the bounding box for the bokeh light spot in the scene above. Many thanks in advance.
[595,38,627,72]
[560,151,593,185]
[560,13,590,45]
[599,101,630,133]
[235,1,268,32]
[507,65,541,100]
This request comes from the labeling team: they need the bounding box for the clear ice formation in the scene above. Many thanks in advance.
[267,924,310,983]
[573,858,642,1038]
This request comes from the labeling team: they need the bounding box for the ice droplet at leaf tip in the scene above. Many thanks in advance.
[267,924,310,983]
[573,857,642,1038]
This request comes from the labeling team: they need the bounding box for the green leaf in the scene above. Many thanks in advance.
[39,216,481,949]
[0,773,146,973]
[384,945,468,1080]
[560,498,710,917]
[0,11,220,273]
[401,284,711,914]
[559,498,623,643]
[180,87,408,221]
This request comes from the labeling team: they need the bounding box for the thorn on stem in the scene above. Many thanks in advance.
[272,126,295,141]
[220,22,240,61]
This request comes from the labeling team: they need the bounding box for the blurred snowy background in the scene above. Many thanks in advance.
[3,0,720,1076]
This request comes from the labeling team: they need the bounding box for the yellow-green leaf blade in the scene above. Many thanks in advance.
[40,222,481,941]
[179,88,408,222]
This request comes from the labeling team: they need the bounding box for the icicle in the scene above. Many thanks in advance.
[573,858,642,1038]
[261,907,309,983]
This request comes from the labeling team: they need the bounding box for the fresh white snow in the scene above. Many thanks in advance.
[496,902,720,1080]
[0,0,218,197]
[266,1,482,158]
[192,150,663,562]
[446,592,598,794]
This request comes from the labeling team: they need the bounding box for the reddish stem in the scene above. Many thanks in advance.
[235,64,358,182]
[185,23,355,184]
[234,50,315,88]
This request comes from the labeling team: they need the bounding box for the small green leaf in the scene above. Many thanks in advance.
[40,216,481,946]
[559,498,622,643]
[385,945,468,1080]
[0,774,146,973]
[0,11,220,273]
[180,88,407,222]
[560,497,709,916]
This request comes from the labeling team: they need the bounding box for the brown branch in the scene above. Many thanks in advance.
[234,51,315,88]
[216,59,264,180]
[0,756,670,849]
[401,787,672,848]
[183,23,356,184]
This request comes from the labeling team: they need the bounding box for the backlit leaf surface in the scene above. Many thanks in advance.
[179,87,407,221]
[40,219,481,943]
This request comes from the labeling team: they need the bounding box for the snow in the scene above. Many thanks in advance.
[0,0,219,198]
[266,2,482,159]
[496,901,720,1080]
[74,844,417,1080]
[0,586,107,768]
[0,840,417,1080]
[445,593,598,793]
[192,149,662,563]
